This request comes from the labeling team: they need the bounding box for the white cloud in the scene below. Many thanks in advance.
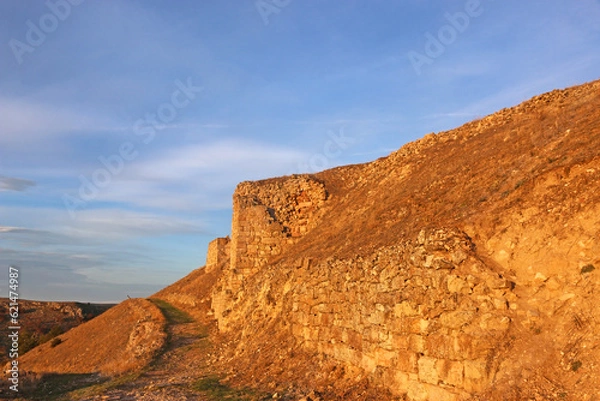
[0,207,208,300]
[135,139,307,180]
[66,209,206,238]
[0,97,96,144]
[78,139,309,212]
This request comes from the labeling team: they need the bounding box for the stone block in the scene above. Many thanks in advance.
[367,309,386,325]
[447,275,469,294]
[374,348,397,367]
[491,297,508,310]
[392,371,410,394]
[347,329,363,351]
[407,380,429,401]
[408,334,426,354]
[369,327,382,343]
[452,334,493,360]
[431,256,455,270]
[439,310,475,329]
[291,323,303,338]
[407,317,431,334]
[319,312,332,326]
[418,356,439,384]
[394,301,419,317]
[425,334,454,359]
[427,385,460,401]
[396,350,418,373]
[391,332,409,350]
[436,359,463,387]
[360,353,378,373]
[390,317,409,335]
[463,359,489,393]
[486,276,512,289]
[317,326,331,342]
[330,325,343,342]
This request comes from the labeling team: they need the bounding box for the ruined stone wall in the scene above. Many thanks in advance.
[206,237,230,272]
[206,80,600,400]
[212,175,328,330]
[222,229,516,400]
[230,175,327,278]
[284,230,515,400]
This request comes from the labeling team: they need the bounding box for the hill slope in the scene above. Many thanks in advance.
[202,79,600,400]
[0,299,114,367]
[18,298,166,376]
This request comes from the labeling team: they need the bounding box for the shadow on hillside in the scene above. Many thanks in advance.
[11,372,108,401]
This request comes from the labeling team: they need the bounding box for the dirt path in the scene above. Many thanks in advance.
[72,300,263,401]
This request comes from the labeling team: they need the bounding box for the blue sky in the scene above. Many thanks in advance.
[1,0,599,302]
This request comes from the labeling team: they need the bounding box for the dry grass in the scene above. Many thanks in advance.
[19,298,167,377]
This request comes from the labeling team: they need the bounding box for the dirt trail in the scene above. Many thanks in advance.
[68,300,207,400]
[70,300,262,401]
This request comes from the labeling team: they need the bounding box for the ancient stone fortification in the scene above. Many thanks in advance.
[209,173,516,399]
[208,80,600,400]
[212,175,328,329]
[286,229,514,400]
[212,226,515,400]
[230,176,327,275]
[206,237,230,272]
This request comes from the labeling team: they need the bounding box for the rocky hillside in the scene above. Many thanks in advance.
[0,299,114,367]
[203,79,600,400]
[18,298,166,376]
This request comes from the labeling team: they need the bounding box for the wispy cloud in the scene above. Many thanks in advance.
[0,97,103,145]
[135,139,307,179]
[0,208,205,241]
[75,139,310,212]
[0,175,36,191]
[0,208,208,300]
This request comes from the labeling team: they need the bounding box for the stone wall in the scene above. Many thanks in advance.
[230,175,327,280]
[212,175,328,330]
[206,177,515,399]
[206,237,230,272]
[283,229,515,400]
[218,229,516,400]
[204,79,600,400]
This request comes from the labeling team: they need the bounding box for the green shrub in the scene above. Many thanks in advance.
[40,325,64,345]
[20,329,40,354]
